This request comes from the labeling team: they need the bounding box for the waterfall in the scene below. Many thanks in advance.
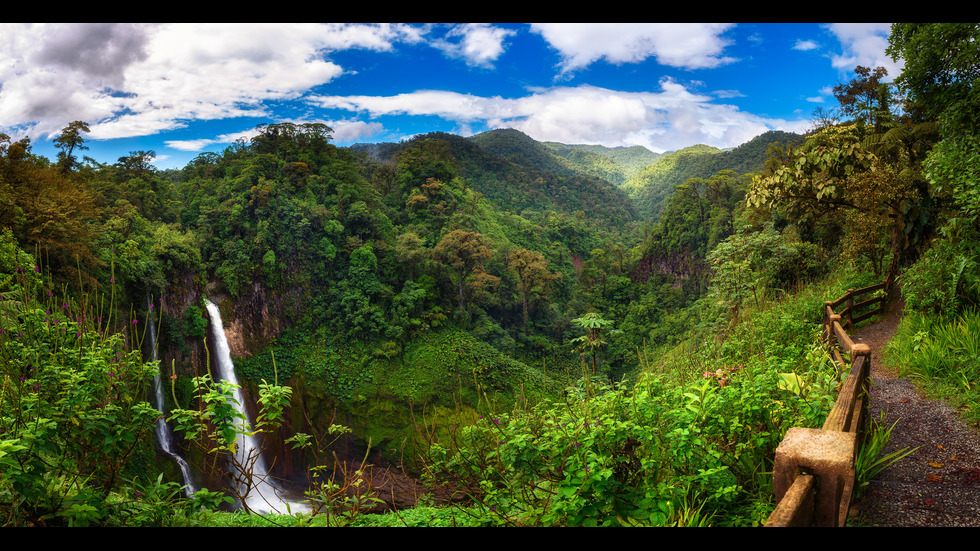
[204,300,308,514]
[147,296,195,498]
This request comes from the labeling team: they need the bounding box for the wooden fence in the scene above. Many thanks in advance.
[764,282,888,527]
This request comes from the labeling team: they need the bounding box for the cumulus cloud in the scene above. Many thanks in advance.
[825,23,903,78]
[164,138,219,152]
[530,23,738,73]
[310,78,808,154]
[31,23,150,87]
[431,23,516,68]
[163,119,384,152]
[0,22,850,161]
[310,90,506,122]
[329,119,385,142]
[0,23,427,141]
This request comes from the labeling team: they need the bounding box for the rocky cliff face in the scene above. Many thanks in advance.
[205,280,286,359]
[156,274,286,377]
[154,276,299,490]
[631,251,709,288]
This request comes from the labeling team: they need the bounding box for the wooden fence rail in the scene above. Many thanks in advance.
[764,282,887,527]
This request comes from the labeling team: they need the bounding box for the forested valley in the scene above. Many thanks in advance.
[3,23,980,527]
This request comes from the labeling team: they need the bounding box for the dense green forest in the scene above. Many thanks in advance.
[2,23,980,527]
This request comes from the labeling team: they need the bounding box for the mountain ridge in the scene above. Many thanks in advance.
[349,127,803,223]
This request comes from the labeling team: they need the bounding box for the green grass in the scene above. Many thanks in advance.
[884,309,980,427]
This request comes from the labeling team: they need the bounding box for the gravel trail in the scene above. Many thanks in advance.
[847,295,980,527]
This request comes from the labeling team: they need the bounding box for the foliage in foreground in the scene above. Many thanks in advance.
[0,228,192,526]
[419,271,853,527]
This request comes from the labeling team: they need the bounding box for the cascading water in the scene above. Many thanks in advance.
[147,296,195,498]
[204,300,308,514]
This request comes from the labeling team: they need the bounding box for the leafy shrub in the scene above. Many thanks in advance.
[901,236,979,316]
[235,333,298,382]
[1,239,161,525]
[183,305,208,340]
[424,346,838,527]
[885,309,980,423]
[708,225,826,320]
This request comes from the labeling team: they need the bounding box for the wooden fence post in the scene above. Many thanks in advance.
[823,301,833,341]
[852,344,872,441]
[765,475,816,526]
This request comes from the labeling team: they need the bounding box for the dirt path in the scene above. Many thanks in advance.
[848,295,980,527]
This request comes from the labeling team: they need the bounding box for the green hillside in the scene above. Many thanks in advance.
[359,129,640,236]
[624,130,803,220]
[541,141,661,185]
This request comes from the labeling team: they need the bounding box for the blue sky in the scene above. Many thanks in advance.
[0,23,901,170]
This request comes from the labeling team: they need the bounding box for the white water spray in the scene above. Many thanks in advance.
[204,300,308,514]
[147,297,195,497]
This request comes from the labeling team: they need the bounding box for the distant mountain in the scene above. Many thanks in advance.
[540,142,661,186]
[467,128,575,176]
[622,130,803,220]
[349,128,802,227]
[468,129,661,186]
[460,129,640,227]
[352,129,640,229]
[622,144,724,222]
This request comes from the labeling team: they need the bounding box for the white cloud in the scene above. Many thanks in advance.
[0,23,428,141]
[431,23,516,68]
[1,22,820,159]
[311,79,808,154]
[713,89,746,99]
[793,39,819,51]
[310,90,506,121]
[825,23,903,78]
[164,119,383,152]
[329,119,385,143]
[30,23,150,88]
[164,138,220,152]
[530,23,738,73]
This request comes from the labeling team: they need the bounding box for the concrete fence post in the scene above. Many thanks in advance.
[772,427,858,527]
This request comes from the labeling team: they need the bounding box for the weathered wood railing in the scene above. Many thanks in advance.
[764,282,887,527]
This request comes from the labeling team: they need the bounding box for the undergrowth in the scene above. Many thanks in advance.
[884,308,980,427]
[414,269,870,527]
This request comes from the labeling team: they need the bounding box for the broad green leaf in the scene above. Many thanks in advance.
[777,373,805,395]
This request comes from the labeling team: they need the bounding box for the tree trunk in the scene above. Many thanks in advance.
[885,207,906,293]
[458,277,464,310]
[521,290,529,335]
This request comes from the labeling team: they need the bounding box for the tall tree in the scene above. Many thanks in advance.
[569,312,620,376]
[507,248,561,333]
[53,120,90,175]
[433,229,495,310]
[888,23,980,226]
[887,23,980,131]
[0,135,100,282]
[747,125,918,287]
[116,150,156,180]
[833,66,895,131]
